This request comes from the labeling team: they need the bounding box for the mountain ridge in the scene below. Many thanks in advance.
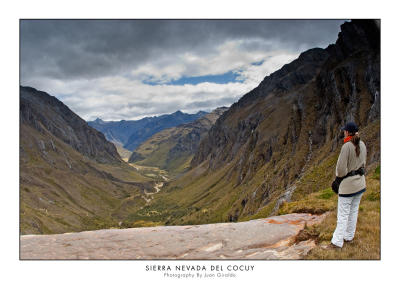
[21,86,122,164]
[88,110,208,151]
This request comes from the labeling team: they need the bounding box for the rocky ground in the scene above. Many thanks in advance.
[20,213,326,260]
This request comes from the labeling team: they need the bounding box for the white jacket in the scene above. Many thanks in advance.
[336,140,367,195]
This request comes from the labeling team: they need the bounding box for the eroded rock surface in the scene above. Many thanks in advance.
[20,213,326,260]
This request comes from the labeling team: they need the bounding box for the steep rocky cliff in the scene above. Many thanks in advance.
[129,107,228,176]
[137,20,380,225]
[193,21,379,171]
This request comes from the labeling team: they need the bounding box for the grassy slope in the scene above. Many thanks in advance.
[20,124,156,234]
[131,126,192,176]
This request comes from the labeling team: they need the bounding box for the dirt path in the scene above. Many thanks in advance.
[20,213,327,260]
[124,162,169,203]
[142,182,164,203]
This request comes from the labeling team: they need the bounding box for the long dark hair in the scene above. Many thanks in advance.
[350,132,361,157]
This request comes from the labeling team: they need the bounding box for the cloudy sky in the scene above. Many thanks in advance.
[20,20,345,121]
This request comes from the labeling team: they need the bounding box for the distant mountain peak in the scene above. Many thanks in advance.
[88,110,209,151]
[93,117,105,124]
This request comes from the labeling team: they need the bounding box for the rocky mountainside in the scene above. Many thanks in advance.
[20,87,155,234]
[134,20,380,225]
[128,107,228,176]
[88,110,207,152]
[21,86,122,164]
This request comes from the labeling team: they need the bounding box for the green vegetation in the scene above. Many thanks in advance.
[80,215,119,231]
[291,153,339,201]
[373,165,380,180]
[129,220,164,228]
[317,188,335,200]
[279,189,337,216]
[239,201,277,221]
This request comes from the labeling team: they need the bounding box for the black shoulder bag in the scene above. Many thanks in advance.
[331,167,365,194]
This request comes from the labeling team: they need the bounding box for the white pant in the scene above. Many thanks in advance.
[331,193,363,248]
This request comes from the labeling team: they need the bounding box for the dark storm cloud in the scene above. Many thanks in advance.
[20,20,346,120]
[20,19,345,81]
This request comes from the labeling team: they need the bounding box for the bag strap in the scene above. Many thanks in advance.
[345,166,365,178]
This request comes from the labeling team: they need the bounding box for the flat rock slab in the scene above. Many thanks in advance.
[20,213,326,260]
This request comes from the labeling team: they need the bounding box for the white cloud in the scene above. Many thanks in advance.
[127,39,298,83]
[23,40,300,121]
[236,53,298,84]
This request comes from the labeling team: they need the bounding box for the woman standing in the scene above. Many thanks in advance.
[330,122,367,248]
